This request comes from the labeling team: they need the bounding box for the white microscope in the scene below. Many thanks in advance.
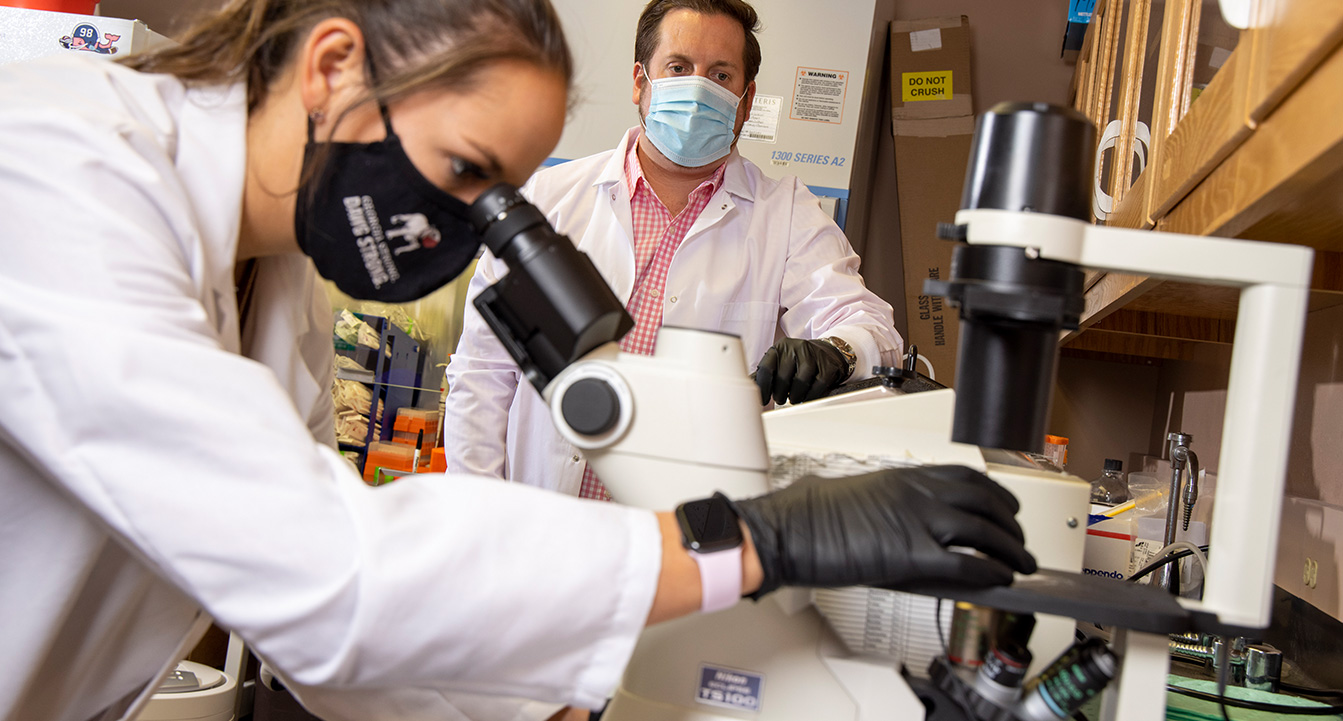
[467,101,1312,721]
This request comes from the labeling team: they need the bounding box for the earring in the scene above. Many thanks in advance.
[308,108,326,124]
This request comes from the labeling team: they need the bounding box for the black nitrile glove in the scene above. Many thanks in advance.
[730,465,1038,599]
[753,337,848,406]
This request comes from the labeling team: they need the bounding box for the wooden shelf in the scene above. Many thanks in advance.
[1067,255,1343,353]
[1064,307,1234,361]
[1065,5,1343,360]
[1161,39,1343,242]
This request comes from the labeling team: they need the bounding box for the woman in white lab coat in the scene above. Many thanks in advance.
[0,1,1037,720]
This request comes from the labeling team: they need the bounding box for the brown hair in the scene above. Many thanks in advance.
[633,0,761,86]
[122,0,573,115]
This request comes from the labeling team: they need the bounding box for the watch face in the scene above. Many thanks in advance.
[677,496,743,554]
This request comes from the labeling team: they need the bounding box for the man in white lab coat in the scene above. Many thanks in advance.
[443,0,903,500]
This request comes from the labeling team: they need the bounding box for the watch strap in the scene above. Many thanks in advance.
[691,546,743,613]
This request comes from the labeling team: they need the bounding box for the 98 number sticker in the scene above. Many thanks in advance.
[59,22,121,55]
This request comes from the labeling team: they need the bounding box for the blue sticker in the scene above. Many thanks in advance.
[696,665,764,712]
[1068,0,1098,24]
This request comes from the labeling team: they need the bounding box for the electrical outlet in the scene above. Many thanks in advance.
[1303,557,1319,589]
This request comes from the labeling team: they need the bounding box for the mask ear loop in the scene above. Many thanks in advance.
[637,64,653,134]
[362,49,399,141]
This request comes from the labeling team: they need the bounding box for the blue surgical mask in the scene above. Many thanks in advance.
[640,69,746,167]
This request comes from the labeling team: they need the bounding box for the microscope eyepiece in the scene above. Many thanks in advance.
[466,183,633,391]
[469,183,551,259]
[469,183,523,233]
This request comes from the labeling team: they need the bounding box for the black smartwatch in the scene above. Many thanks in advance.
[675,492,744,613]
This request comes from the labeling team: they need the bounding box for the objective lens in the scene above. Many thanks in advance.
[1015,638,1118,720]
[974,642,1032,707]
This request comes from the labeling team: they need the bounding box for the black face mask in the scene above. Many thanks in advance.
[294,108,483,303]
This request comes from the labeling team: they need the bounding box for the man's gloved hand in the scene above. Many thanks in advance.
[730,465,1038,599]
[753,338,849,406]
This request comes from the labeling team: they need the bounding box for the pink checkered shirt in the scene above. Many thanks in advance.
[578,138,727,501]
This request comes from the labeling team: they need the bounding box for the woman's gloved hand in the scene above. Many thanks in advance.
[753,337,849,406]
[730,465,1038,599]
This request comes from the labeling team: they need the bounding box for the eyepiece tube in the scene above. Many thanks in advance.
[469,184,633,391]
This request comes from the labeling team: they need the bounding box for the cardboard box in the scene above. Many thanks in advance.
[890,16,975,387]
[1083,515,1136,580]
[890,16,973,122]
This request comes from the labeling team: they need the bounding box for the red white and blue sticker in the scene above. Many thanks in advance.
[696,665,764,713]
[59,22,122,55]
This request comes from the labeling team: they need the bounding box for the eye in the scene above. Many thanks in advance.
[714,72,732,84]
[451,157,491,182]
[668,64,688,75]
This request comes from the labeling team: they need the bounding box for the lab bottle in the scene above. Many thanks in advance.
[1090,458,1129,505]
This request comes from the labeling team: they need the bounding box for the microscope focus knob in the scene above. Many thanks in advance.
[561,377,621,436]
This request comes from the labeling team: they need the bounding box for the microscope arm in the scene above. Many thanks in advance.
[949,205,1311,630]
[928,103,1311,631]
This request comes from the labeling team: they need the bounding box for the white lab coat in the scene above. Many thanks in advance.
[0,56,659,721]
[443,128,903,494]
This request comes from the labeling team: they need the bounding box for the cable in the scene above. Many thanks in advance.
[1215,637,1234,721]
[1167,685,1343,715]
[936,597,948,654]
[1282,682,1343,699]
[1126,545,1210,583]
[1155,541,1208,582]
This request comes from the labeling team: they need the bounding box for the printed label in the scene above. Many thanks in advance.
[768,150,847,168]
[917,268,947,347]
[791,67,848,124]
[742,94,782,143]
[696,665,764,712]
[902,71,952,102]
[910,28,942,52]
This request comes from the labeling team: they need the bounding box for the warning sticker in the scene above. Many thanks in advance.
[791,67,848,124]
[696,665,764,712]
[902,70,953,102]
[742,94,782,143]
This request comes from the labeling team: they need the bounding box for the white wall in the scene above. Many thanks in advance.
[1277,303,1343,619]
[1052,302,1343,622]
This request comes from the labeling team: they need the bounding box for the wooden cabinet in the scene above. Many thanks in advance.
[1065,0,1343,361]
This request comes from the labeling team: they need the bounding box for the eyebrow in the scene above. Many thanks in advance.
[464,139,504,178]
[661,53,741,72]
